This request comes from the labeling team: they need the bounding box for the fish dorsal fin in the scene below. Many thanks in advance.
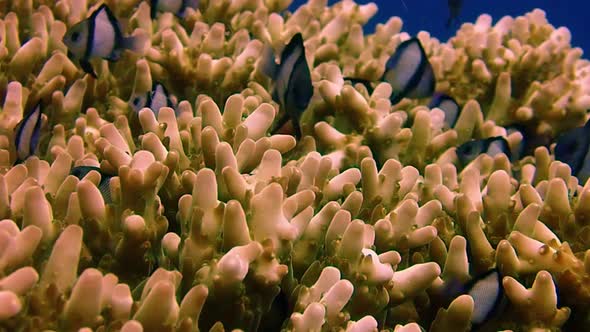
[280,33,305,66]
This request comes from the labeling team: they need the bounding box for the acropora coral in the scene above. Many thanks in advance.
[0,0,589,331]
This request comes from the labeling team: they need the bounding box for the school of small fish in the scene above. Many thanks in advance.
[9,1,585,329]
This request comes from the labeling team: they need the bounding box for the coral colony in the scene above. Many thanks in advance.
[0,0,589,331]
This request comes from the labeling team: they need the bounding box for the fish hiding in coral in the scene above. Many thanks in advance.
[345,38,435,105]
[63,4,146,78]
[554,119,590,185]
[260,33,314,139]
[149,0,199,19]
[442,268,506,331]
[456,136,512,166]
[446,0,463,28]
[129,82,177,117]
[465,269,504,327]
[445,269,505,328]
[14,102,42,164]
[428,92,460,128]
[70,166,114,204]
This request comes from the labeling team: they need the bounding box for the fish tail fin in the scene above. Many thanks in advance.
[122,29,150,56]
[259,43,278,79]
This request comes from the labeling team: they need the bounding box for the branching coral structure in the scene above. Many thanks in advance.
[0,0,589,331]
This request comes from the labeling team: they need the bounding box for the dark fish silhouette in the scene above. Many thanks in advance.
[446,0,463,28]
[555,119,590,184]
[14,102,42,164]
[70,166,114,204]
[129,81,177,117]
[456,136,512,166]
[150,0,199,19]
[260,33,314,139]
[429,92,460,128]
[345,38,435,105]
[63,4,146,78]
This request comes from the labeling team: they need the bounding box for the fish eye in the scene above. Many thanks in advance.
[71,31,80,42]
[133,97,141,105]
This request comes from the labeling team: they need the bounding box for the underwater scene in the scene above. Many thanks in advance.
[0,0,589,331]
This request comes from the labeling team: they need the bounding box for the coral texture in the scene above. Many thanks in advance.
[0,0,589,331]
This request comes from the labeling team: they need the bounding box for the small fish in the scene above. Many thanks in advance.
[441,269,504,328]
[150,0,199,19]
[446,0,463,29]
[260,33,314,139]
[129,82,177,116]
[63,4,146,78]
[554,120,590,184]
[14,103,42,164]
[344,38,435,105]
[465,269,503,326]
[70,166,114,204]
[456,136,512,166]
[428,93,460,128]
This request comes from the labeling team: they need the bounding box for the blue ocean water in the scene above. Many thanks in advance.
[289,0,590,55]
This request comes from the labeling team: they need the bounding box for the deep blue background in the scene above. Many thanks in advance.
[289,0,590,56]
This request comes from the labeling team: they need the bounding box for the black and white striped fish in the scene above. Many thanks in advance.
[345,38,435,105]
[63,4,146,78]
[429,92,460,128]
[260,33,314,139]
[456,136,512,166]
[14,102,42,164]
[150,0,199,19]
[129,82,177,117]
[385,38,436,104]
[443,269,504,328]
[70,166,114,204]
[465,269,503,326]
